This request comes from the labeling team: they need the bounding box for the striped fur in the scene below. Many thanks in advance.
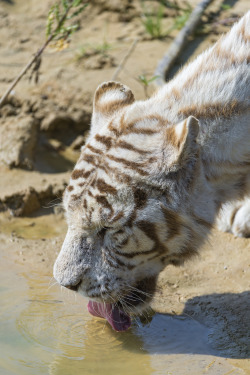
[54,13,250,312]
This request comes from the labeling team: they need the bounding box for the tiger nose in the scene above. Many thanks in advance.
[63,280,82,291]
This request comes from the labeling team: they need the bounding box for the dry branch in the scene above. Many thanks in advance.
[0,36,53,108]
[112,38,140,81]
[155,0,214,86]
[0,1,78,108]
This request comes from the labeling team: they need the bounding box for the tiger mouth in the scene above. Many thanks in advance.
[87,277,156,332]
[117,292,145,308]
[118,277,156,309]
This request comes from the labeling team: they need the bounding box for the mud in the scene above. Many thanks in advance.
[0,0,249,374]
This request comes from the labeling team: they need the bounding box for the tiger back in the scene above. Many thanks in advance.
[53,13,250,322]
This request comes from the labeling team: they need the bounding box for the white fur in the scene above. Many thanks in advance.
[54,14,250,305]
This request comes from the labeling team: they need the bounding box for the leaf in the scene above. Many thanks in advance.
[138,75,148,85]
[46,5,56,38]
[138,74,160,87]
[221,4,231,10]
[61,0,68,11]
[68,4,88,19]
[141,4,165,39]
[48,3,60,27]
[66,24,78,32]
[73,0,84,6]
[147,75,160,83]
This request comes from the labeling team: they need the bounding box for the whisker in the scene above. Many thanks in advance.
[47,280,58,291]
[124,282,165,304]
[124,283,155,299]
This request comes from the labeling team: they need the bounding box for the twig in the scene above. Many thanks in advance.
[0,36,52,108]
[155,0,214,86]
[0,2,72,108]
[213,16,239,26]
[112,38,139,81]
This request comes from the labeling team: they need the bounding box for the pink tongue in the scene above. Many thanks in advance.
[87,301,131,332]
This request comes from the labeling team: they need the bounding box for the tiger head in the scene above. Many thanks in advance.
[53,82,215,317]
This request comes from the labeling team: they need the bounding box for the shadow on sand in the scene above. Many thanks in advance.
[125,291,250,359]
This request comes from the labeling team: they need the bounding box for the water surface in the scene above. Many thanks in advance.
[0,245,246,375]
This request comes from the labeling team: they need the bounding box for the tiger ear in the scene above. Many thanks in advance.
[166,116,200,166]
[90,81,135,136]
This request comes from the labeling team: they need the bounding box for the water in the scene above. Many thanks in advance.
[0,214,66,239]
[0,214,248,375]
[0,271,212,375]
[0,255,245,375]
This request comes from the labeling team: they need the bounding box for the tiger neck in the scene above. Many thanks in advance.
[147,93,249,211]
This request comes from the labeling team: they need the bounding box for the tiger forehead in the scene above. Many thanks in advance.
[66,167,150,217]
[65,105,167,211]
[65,176,151,232]
[67,173,149,206]
[68,140,157,194]
[66,174,119,203]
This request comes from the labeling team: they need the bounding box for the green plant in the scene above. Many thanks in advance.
[221,4,232,10]
[94,40,112,55]
[166,2,192,34]
[46,0,88,50]
[75,39,112,61]
[137,74,159,98]
[0,0,88,107]
[141,1,193,39]
[75,45,88,59]
[47,0,87,38]
[141,4,165,39]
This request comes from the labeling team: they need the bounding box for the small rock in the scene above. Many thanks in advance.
[22,100,34,114]
[48,138,64,151]
[40,112,75,132]
[84,54,117,70]
[0,178,67,216]
[2,96,22,109]
[1,104,17,117]
[70,135,87,150]
[8,188,40,216]
[20,38,30,43]
[0,116,38,170]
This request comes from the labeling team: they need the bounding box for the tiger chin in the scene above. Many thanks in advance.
[53,13,250,331]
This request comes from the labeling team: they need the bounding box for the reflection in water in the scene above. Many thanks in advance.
[0,213,67,240]
[0,254,247,375]
[12,273,154,375]
[48,321,153,375]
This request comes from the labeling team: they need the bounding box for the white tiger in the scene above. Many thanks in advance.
[54,13,250,331]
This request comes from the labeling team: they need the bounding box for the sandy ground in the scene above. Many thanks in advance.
[0,0,249,373]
